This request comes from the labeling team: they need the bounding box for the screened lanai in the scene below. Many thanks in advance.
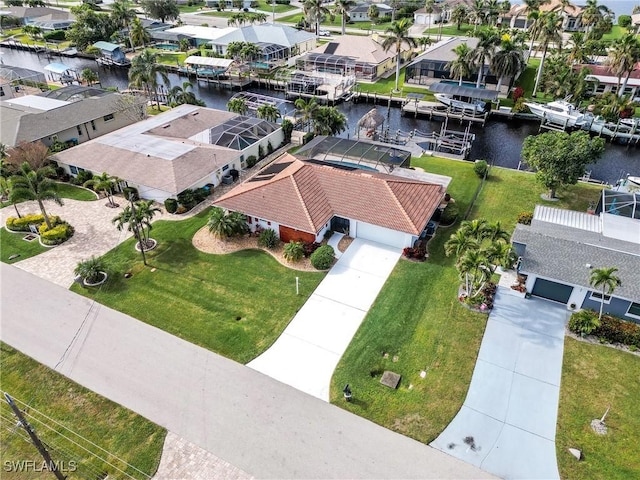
[297,136,411,173]
[256,42,288,61]
[296,53,355,76]
[207,116,278,150]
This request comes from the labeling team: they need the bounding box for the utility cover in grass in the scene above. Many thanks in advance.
[380,371,401,389]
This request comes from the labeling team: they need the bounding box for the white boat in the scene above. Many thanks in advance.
[523,99,586,127]
[434,93,487,115]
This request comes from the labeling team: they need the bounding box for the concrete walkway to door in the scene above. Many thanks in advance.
[432,287,569,480]
[248,239,401,401]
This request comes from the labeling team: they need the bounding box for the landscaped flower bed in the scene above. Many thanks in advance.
[569,309,640,351]
[458,282,497,313]
[6,213,74,245]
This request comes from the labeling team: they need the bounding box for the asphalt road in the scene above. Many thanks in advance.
[0,264,495,479]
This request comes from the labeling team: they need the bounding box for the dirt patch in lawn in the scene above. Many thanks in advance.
[192,227,317,272]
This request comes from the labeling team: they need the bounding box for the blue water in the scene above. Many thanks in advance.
[326,161,378,171]
[155,43,179,51]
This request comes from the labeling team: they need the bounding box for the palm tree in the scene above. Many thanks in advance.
[382,18,417,92]
[227,98,248,115]
[450,4,469,30]
[483,221,510,243]
[256,104,281,122]
[471,29,499,88]
[531,10,562,97]
[207,207,248,239]
[484,0,501,26]
[303,0,333,36]
[128,49,169,110]
[490,37,525,92]
[135,199,161,244]
[80,68,99,86]
[83,172,118,206]
[334,0,355,35]
[424,0,436,34]
[566,32,588,64]
[240,42,262,63]
[589,267,622,320]
[418,36,434,52]
[447,42,473,86]
[368,4,379,23]
[312,106,347,135]
[459,218,489,240]
[444,229,479,257]
[294,97,319,132]
[130,17,150,49]
[608,33,640,97]
[168,82,205,106]
[581,0,607,36]
[469,0,486,32]
[9,162,62,230]
[457,248,491,297]
[110,0,137,50]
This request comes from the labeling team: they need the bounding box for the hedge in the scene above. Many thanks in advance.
[39,222,74,245]
[310,244,334,270]
[569,310,640,349]
[6,214,60,232]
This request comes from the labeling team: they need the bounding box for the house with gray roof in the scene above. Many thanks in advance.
[0,85,145,148]
[512,194,640,324]
[51,105,284,203]
[4,6,75,30]
[348,3,392,22]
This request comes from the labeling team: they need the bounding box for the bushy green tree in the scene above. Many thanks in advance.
[310,244,335,269]
[283,240,304,262]
[141,0,180,23]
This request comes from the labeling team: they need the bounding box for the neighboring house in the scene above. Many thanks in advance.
[298,34,411,81]
[349,3,392,22]
[214,153,447,249]
[52,105,284,202]
[577,62,640,100]
[502,0,585,31]
[204,0,252,8]
[512,197,640,324]
[3,6,75,30]
[413,0,474,26]
[0,85,145,148]
[93,41,129,66]
[0,65,47,100]
[632,13,640,33]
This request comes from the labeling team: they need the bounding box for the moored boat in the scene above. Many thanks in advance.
[523,99,585,127]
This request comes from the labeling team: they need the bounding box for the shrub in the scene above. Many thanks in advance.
[511,86,524,102]
[474,159,489,178]
[517,211,533,225]
[281,119,293,143]
[310,244,334,269]
[267,141,273,154]
[74,256,107,283]
[75,170,93,185]
[258,228,278,249]
[594,315,640,348]
[258,145,265,159]
[44,30,66,41]
[440,203,459,226]
[39,221,74,245]
[303,241,321,257]
[6,214,58,232]
[283,240,304,262]
[177,189,199,209]
[303,132,314,144]
[164,198,178,214]
[618,14,632,29]
[402,246,427,261]
[246,155,257,168]
[176,205,188,214]
[122,186,138,200]
[512,97,528,113]
[569,310,600,337]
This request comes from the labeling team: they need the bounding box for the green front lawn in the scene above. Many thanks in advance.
[277,13,391,31]
[517,58,555,102]
[421,23,475,37]
[56,182,98,201]
[202,10,241,18]
[556,338,640,479]
[71,210,325,364]
[254,0,296,14]
[601,25,629,42]
[0,343,165,479]
[178,4,209,13]
[356,68,437,98]
[331,157,486,443]
[0,227,47,264]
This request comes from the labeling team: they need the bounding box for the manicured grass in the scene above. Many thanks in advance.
[254,0,296,14]
[331,157,486,443]
[71,209,325,364]
[56,182,98,201]
[601,25,628,42]
[278,13,391,31]
[356,68,437,98]
[153,50,191,65]
[0,343,165,479]
[0,227,47,264]
[147,104,172,115]
[470,166,603,231]
[517,58,555,102]
[556,338,640,480]
[178,4,208,13]
[203,10,240,18]
[421,24,475,37]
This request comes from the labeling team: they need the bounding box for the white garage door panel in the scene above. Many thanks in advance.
[356,222,408,248]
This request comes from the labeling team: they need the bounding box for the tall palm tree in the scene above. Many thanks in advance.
[608,33,640,97]
[581,0,607,36]
[334,0,355,35]
[444,229,479,257]
[128,49,169,110]
[424,0,436,34]
[110,0,137,50]
[471,28,499,88]
[303,0,333,36]
[566,32,588,64]
[256,104,281,122]
[450,4,469,31]
[294,97,319,132]
[83,172,118,206]
[457,248,491,297]
[589,267,622,320]
[469,0,486,33]
[130,17,150,49]
[9,162,62,230]
[490,37,525,92]
[168,81,205,106]
[531,10,562,97]
[312,106,347,135]
[80,68,99,86]
[227,98,248,115]
[382,18,417,92]
[240,42,262,62]
[134,199,161,244]
[447,42,473,86]
[484,0,500,26]
[368,4,379,23]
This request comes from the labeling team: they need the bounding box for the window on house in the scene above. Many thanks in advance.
[91,120,96,131]
[77,126,83,136]
[267,221,271,226]
[627,302,640,319]
[222,165,229,171]
[589,291,612,304]
[103,113,114,122]
[69,165,78,174]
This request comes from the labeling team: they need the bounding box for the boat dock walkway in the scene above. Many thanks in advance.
[401,100,489,125]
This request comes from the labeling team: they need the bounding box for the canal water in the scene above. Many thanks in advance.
[1,47,638,184]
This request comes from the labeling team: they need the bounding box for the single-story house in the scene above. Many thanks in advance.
[52,105,284,202]
[214,153,446,249]
[0,85,145,148]
[349,3,392,22]
[0,65,47,100]
[502,0,585,31]
[297,34,411,81]
[577,62,640,100]
[3,6,75,30]
[413,0,474,26]
[512,198,640,324]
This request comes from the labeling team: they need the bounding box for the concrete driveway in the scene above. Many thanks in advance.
[248,239,401,401]
[432,287,569,480]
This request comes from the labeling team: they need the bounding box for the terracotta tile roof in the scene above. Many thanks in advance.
[215,154,444,235]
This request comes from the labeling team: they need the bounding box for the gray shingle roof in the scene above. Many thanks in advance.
[512,223,640,302]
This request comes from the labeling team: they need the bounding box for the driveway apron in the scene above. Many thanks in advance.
[431,287,568,480]
[248,239,401,401]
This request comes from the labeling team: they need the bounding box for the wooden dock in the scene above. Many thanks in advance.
[402,100,489,125]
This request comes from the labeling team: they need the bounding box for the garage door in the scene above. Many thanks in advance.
[355,222,407,249]
[532,278,573,304]
[279,225,315,244]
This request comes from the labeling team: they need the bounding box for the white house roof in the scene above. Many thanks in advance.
[184,56,234,68]
[164,25,236,41]
[533,205,601,232]
[3,95,68,112]
[210,24,315,48]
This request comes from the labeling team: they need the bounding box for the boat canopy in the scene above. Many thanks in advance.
[429,82,499,101]
[44,62,74,75]
[184,56,234,69]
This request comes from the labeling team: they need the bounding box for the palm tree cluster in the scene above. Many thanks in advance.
[84,172,120,207]
[112,199,160,248]
[227,41,262,63]
[303,0,333,35]
[207,207,249,239]
[293,98,347,136]
[227,12,268,26]
[168,82,205,107]
[227,97,249,115]
[445,219,516,298]
[128,49,169,110]
[256,104,281,122]
[468,0,511,31]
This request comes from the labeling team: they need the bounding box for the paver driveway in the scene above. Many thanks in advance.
[248,239,401,400]
[432,287,569,480]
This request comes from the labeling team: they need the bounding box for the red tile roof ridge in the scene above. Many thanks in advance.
[382,180,418,231]
[290,167,322,232]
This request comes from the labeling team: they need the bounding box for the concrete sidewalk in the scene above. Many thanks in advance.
[248,239,401,400]
[432,287,568,480]
[0,263,495,480]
